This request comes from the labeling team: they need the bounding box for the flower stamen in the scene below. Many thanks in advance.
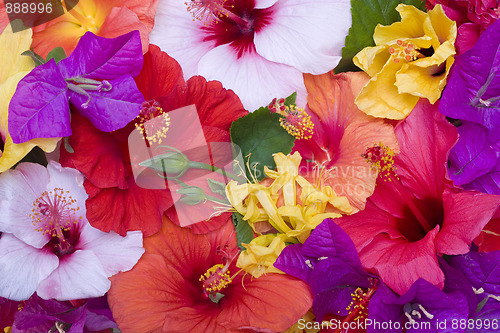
[389,40,421,63]
[269,99,314,140]
[135,100,171,145]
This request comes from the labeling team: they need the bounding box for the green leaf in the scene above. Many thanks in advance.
[335,0,427,73]
[46,47,67,64]
[21,50,45,67]
[232,212,254,250]
[207,178,227,197]
[284,92,297,106]
[13,146,48,169]
[230,107,295,181]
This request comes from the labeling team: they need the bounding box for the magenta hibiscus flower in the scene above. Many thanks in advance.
[335,101,500,296]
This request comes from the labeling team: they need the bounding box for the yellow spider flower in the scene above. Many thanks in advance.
[353,4,456,119]
[236,233,297,278]
[0,23,59,172]
[226,152,353,244]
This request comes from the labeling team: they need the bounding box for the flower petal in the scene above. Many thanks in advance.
[0,163,50,248]
[254,0,350,74]
[197,44,305,111]
[0,234,58,301]
[77,224,144,276]
[359,226,444,295]
[150,0,215,79]
[37,250,110,300]
[0,24,33,83]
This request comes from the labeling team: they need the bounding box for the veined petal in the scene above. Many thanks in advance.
[150,0,215,79]
[198,44,305,111]
[254,0,350,74]
[0,234,58,301]
[0,73,59,172]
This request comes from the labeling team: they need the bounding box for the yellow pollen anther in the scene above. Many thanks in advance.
[269,99,314,140]
[185,0,229,26]
[362,142,396,180]
[135,100,171,145]
[199,263,232,296]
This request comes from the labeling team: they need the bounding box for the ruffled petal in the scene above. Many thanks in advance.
[254,0,350,74]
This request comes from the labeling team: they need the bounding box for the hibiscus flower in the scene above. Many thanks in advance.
[31,0,159,57]
[60,45,247,236]
[0,162,144,301]
[107,216,312,332]
[353,4,456,119]
[150,0,351,111]
[292,71,399,212]
[334,101,500,296]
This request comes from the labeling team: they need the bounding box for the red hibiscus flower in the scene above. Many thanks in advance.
[107,216,312,333]
[335,100,500,295]
[60,45,247,236]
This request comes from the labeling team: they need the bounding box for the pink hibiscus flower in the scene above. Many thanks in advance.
[335,101,500,296]
[150,0,351,111]
[0,162,144,301]
[293,71,399,212]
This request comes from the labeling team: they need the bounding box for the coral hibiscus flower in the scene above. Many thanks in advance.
[31,0,159,57]
[108,216,312,332]
[60,45,247,236]
[292,71,399,212]
[150,0,351,111]
[335,101,500,296]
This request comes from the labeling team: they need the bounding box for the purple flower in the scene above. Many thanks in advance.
[11,294,116,333]
[274,218,376,321]
[8,31,145,144]
[448,123,500,195]
[440,19,500,143]
[368,262,470,333]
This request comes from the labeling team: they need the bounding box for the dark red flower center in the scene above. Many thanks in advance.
[365,143,445,242]
[134,100,171,145]
[187,0,274,57]
[30,188,82,257]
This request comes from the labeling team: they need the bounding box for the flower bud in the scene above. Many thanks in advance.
[177,186,207,205]
[139,151,190,178]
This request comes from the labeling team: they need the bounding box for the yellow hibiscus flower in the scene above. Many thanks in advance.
[353,4,457,119]
[0,23,59,172]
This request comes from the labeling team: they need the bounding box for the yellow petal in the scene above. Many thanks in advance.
[353,45,390,76]
[0,23,33,83]
[426,4,457,49]
[355,60,419,119]
[373,4,428,45]
[395,40,455,103]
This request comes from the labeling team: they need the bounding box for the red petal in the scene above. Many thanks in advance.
[84,178,172,237]
[359,226,444,295]
[60,112,129,189]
